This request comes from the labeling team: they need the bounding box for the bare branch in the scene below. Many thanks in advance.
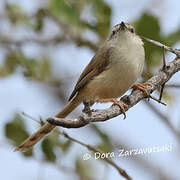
[22,112,41,125]
[22,112,45,126]
[112,140,175,180]
[0,35,66,46]
[159,46,166,101]
[47,53,180,128]
[144,101,180,142]
[149,95,167,106]
[0,9,98,51]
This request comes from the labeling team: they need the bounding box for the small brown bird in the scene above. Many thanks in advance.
[16,22,145,152]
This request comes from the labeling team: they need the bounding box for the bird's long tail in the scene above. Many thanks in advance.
[15,96,81,152]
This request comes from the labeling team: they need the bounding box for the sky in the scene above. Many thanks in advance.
[0,0,180,180]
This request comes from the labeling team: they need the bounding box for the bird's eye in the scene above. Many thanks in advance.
[130,28,134,33]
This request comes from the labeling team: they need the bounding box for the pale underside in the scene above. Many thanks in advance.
[70,31,145,102]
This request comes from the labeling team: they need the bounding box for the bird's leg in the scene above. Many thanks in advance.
[132,83,152,98]
[82,100,94,115]
[96,98,128,119]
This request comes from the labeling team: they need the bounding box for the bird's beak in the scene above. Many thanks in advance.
[120,21,126,30]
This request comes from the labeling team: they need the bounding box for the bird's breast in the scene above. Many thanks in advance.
[81,38,145,100]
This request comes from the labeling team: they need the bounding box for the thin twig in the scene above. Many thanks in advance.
[141,36,180,56]
[149,95,167,106]
[0,9,98,51]
[113,140,175,180]
[0,35,67,46]
[61,131,132,180]
[162,46,166,69]
[159,46,166,101]
[165,84,180,88]
[22,112,41,125]
[159,82,165,101]
[144,101,180,142]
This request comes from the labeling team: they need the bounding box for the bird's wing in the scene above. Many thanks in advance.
[68,46,113,101]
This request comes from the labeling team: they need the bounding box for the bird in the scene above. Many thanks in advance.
[15,22,145,152]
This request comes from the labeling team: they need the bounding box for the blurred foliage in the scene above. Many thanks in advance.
[91,124,112,153]
[0,51,52,82]
[49,0,84,27]
[5,114,33,156]
[135,13,180,77]
[89,0,111,40]
[135,13,161,68]
[5,4,27,24]
[41,138,56,162]
[49,0,111,40]
[75,157,94,180]
[41,129,72,162]
[1,0,180,179]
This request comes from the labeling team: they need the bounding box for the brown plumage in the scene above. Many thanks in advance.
[16,22,145,152]
[15,46,112,152]
[15,96,82,152]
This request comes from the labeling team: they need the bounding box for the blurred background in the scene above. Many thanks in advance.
[0,0,180,179]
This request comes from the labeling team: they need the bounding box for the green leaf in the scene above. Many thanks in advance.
[90,0,111,40]
[49,0,111,40]
[75,157,93,179]
[61,140,72,153]
[23,58,51,81]
[34,9,45,32]
[134,13,162,68]
[0,51,51,81]
[135,13,160,40]
[5,114,33,156]
[5,4,29,24]
[41,138,56,162]
[163,28,180,46]
[0,51,19,77]
[41,130,71,161]
[6,4,22,24]
[49,0,81,26]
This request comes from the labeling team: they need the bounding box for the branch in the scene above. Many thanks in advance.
[141,36,180,56]
[112,139,174,180]
[61,131,132,180]
[0,35,66,46]
[159,46,166,101]
[0,34,98,51]
[144,101,180,142]
[47,47,180,128]
[165,84,180,88]
[21,112,132,180]
[0,9,98,51]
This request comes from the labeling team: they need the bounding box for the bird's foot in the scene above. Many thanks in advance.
[132,83,152,98]
[96,98,128,119]
[82,100,94,115]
